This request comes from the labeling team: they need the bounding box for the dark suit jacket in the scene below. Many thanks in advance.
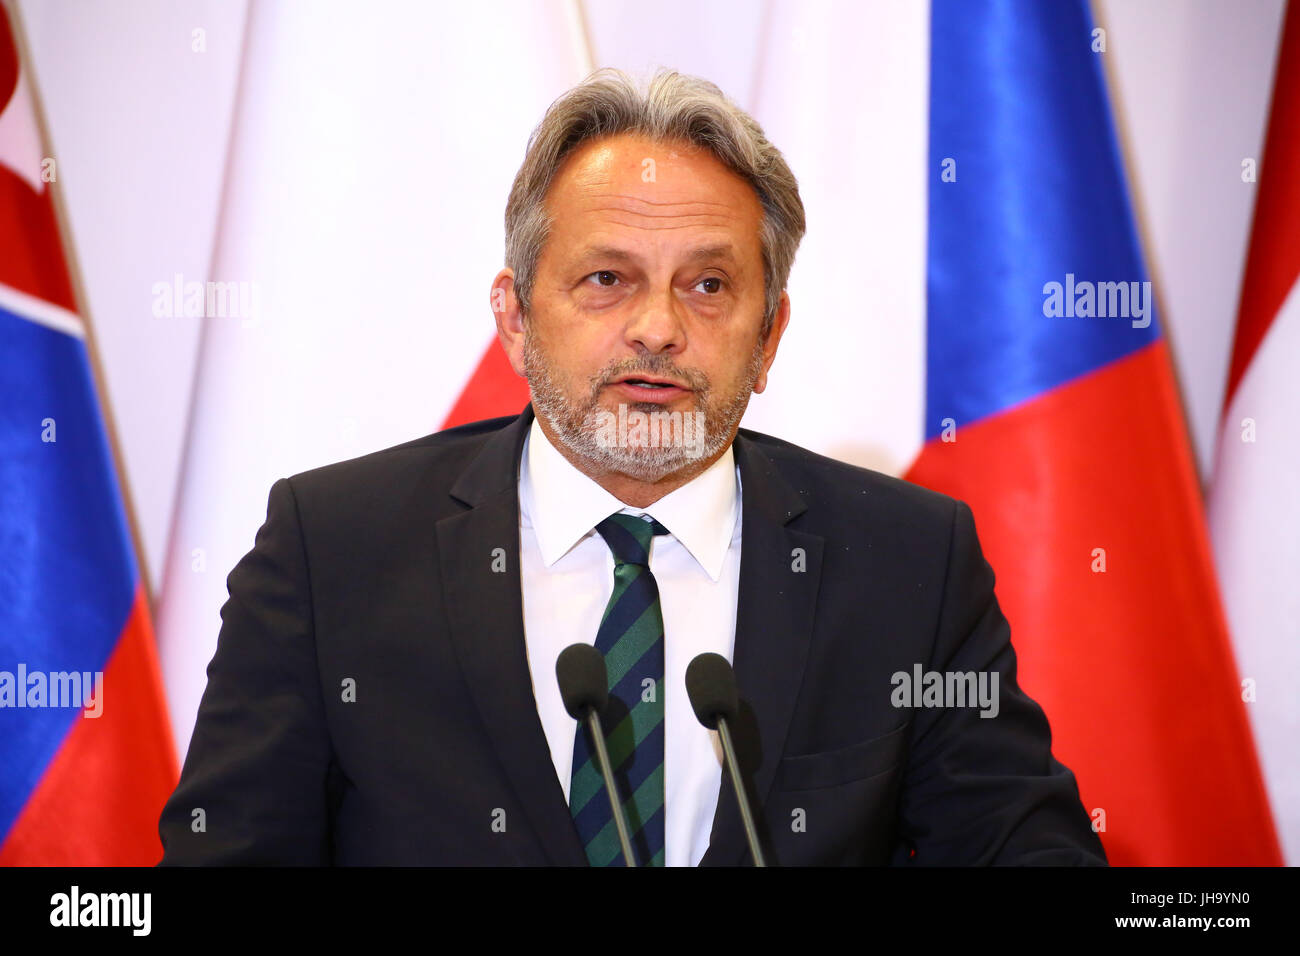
[158,403,1106,865]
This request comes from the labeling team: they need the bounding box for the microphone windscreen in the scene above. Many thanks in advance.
[556,643,608,720]
[686,652,739,730]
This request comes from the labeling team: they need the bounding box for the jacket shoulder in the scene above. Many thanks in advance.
[284,413,518,496]
[737,427,962,533]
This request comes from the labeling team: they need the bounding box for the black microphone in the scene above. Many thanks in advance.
[556,643,637,867]
[686,652,767,866]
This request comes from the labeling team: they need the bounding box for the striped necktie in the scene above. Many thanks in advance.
[568,512,670,866]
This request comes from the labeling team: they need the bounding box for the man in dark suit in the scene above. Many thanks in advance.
[158,67,1105,866]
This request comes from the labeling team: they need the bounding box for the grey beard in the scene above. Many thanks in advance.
[522,329,763,483]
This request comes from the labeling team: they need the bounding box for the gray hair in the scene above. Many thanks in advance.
[504,68,806,340]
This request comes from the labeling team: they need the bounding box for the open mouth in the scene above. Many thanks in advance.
[621,379,678,389]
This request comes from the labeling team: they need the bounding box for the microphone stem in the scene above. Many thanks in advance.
[717,716,766,867]
[586,708,637,867]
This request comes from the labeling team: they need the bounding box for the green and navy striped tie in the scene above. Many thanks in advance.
[569,512,670,866]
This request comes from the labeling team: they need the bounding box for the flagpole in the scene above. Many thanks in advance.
[5,0,158,608]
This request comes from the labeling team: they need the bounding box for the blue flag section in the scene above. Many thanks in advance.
[926,0,1160,440]
[0,307,138,841]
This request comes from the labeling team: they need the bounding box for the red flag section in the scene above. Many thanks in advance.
[908,342,1281,865]
[440,338,530,429]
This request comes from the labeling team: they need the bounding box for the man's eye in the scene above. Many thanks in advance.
[695,276,723,294]
[587,271,619,287]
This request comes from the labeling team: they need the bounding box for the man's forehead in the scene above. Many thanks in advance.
[549,135,758,210]
[542,135,763,259]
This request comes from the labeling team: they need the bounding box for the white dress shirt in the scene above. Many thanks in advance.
[517,416,743,866]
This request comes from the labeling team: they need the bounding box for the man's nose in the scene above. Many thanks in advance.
[624,284,686,353]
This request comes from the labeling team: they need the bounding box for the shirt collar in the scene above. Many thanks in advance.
[519,415,739,581]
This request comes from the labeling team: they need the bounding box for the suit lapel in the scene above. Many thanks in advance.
[699,431,824,866]
[436,404,588,866]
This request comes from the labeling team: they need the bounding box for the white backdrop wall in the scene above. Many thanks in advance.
[17,0,248,597]
[14,0,1288,757]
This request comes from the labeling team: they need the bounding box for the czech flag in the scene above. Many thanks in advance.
[0,5,177,865]
[905,0,1281,865]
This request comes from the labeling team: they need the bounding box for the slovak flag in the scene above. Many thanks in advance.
[0,5,177,864]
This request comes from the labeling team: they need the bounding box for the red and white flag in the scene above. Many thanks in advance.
[1209,0,1300,865]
